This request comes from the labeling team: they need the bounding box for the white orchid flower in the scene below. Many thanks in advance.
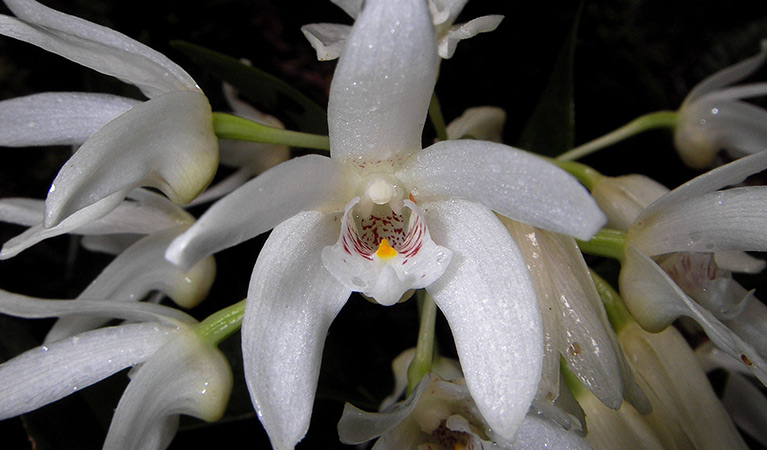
[302,0,504,60]
[619,150,767,384]
[674,41,767,169]
[339,349,591,449]
[579,322,748,450]
[0,0,218,228]
[166,0,605,447]
[504,219,649,415]
[0,294,232,450]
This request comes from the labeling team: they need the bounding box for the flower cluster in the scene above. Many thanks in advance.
[0,0,766,449]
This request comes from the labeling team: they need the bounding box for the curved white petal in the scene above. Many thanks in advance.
[1,189,193,259]
[618,322,749,450]
[684,42,767,104]
[438,15,504,59]
[327,0,437,168]
[0,1,198,97]
[445,106,506,142]
[103,328,232,450]
[675,98,767,168]
[0,290,196,326]
[0,92,139,146]
[714,250,766,273]
[619,245,767,384]
[300,23,350,61]
[509,413,592,450]
[44,90,217,227]
[629,186,767,256]
[166,155,358,272]
[242,211,351,450]
[634,148,767,229]
[321,198,452,306]
[720,372,767,447]
[397,140,606,240]
[590,174,669,231]
[0,322,176,420]
[45,226,216,343]
[423,198,542,441]
[505,220,639,411]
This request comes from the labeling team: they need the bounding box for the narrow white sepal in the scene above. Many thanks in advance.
[300,23,350,61]
[423,198,543,441]
[243,211,351,450]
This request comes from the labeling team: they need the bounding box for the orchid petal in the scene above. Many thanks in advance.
[379,348,462,411]
[300,23,350,61]
[620,245,767,384]
[423,198,542,440]
[506,220,646,411]
[185,167,253,207]
[590,174,669,231]
[445,106,506,142]
[166,155,358,271]
[44,90,217,227]
[103,328,232,450]
[331,0,363,18]
[510,413,592,450]
[675,98,767,168]
[0,1,198,97]
[45,226,216,343]
[714,250,766,273]
[321,198,452,306]
[579,388,666,450]
[684,42,767,104]
[398,140,606,240]
[720,372,767,447]
[327,0,437,168]
[0,322,176,420]
[0,92,139,146]
[635,148,767,226]
[618,322,749,450]
[629,186,767,256]
[1,189,193,259]
[242,211,350,450]
[439,15,504,59]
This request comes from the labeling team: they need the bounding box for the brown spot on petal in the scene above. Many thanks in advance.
[568,342,582,356]
[742,354,754,366]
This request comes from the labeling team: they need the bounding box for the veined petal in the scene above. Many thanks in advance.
[300,23,351,61]
[1,189,193,259]
[44,90,217,227]
[242,211,351,450]
[438,15,504,59]
[0,322,177,420]
[0,92,139,146]
[618,322,749,450]
[45,226,216,343]
[103,328,232,450]
[166,155,359,271]
[0,1,198,97]
[327,0,437,168]
[321,198,452,306]
[423,198,543,441]
[629,186,767,256]
[397,140,606,240]
[634,148,767,230]
[620,245,767,384]
[684,42,767,104]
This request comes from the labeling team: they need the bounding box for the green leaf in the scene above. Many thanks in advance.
[171,40,328,135]
[517,1,584,157]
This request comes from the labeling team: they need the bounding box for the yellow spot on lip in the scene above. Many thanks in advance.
[375,238,397,260]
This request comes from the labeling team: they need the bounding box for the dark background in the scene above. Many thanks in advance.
[0,0,766,448]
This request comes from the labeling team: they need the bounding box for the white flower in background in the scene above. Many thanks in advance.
[0,295,232,450]
[580,321,748,450]
[674,41,767,169]
[166,0,605,447]
[338,349,592,449]
[302,0,504,60]
[618,150,767,384]
[0,0,218,228]
[445,106,507,142]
